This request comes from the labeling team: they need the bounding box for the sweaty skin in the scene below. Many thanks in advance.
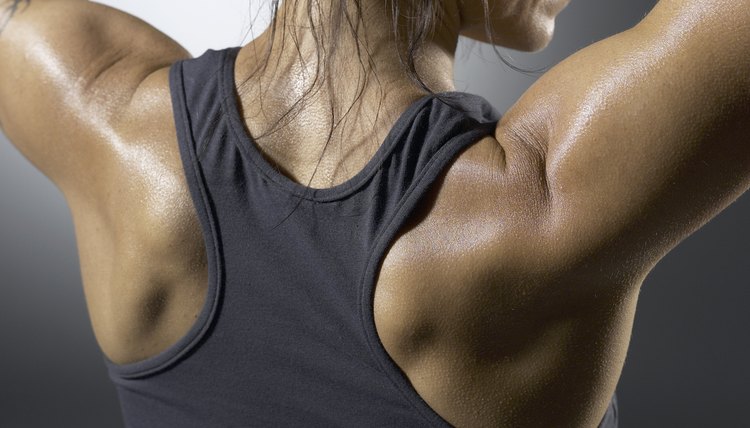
[0,0,749,427]
[0,1,29,33]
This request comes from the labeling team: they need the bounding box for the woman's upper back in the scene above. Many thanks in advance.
[84,47,622,426]
[0,0,748,426]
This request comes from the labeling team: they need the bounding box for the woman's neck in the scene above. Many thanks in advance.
[230,0,463,188]
[243,0,462,96]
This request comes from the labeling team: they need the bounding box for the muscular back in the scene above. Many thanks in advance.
[1,0,748,426]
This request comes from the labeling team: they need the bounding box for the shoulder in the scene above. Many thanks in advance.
[0,2,206,345]
[0,0,190,198]
[383,132,554,282]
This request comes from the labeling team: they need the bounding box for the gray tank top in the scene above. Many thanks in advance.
[102,47,618,427]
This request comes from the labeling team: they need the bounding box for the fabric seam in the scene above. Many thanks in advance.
[104,58,225,380]
[356,129,494,427]
[218,47,455,203]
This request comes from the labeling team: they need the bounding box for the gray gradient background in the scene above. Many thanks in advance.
[1,0,748,426]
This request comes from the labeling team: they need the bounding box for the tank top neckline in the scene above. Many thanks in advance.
[219,46,475,202]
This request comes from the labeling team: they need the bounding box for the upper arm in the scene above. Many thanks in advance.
[0,0,190,195]
[496,0,750,283]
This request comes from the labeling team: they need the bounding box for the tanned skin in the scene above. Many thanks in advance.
[1,0,749,426]
[0,1,29,34]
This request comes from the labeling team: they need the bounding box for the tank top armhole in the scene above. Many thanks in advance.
[358,124,497,428]
[102,59,225,380]
[356,119,620,428]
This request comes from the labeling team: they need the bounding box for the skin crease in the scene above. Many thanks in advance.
[0,0,749,427]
